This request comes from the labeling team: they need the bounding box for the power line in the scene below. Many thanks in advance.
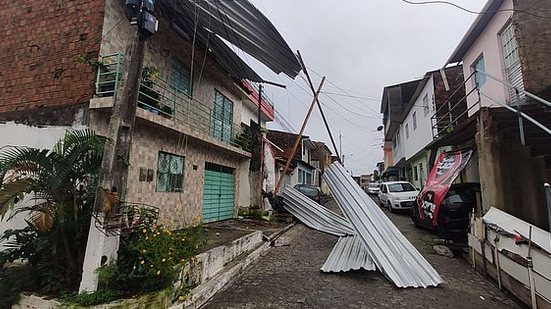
[399,0,551,20]
[321,91,381,101]
[306,68,381,117]
[322,93,381,119]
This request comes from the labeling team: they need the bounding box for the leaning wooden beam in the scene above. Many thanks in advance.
[296,50,341,163]
[273,76,326,195]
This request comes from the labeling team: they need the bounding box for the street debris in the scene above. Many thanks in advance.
[282,162,443,288]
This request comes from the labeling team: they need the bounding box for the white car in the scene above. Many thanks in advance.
[378,181,419,213]
[366,183,380,195]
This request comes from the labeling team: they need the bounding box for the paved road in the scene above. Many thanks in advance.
[204,197,518,309]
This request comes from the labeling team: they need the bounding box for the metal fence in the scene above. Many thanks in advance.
[95,54,250,151]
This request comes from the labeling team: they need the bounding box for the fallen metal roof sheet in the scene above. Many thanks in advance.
[282,186,354,237]
[324,163,443,288]
[163,0,301,79]
[321,236,375,272]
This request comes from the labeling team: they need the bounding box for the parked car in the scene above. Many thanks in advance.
[411,182,480,241]
[366,183,380,195]
[378,181,419,213]
[293,184,323,204]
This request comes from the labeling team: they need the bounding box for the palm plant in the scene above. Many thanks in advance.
[0,130,107,294]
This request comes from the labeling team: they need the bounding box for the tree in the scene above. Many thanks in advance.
[0,130,107,294]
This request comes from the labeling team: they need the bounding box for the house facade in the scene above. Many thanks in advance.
[381,65,465,188]
[267,130,316,189]
[0,0,297,230]
[310,141,333,194]
[435,0,551,228]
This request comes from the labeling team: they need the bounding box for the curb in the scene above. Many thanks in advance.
[173,222,296,309]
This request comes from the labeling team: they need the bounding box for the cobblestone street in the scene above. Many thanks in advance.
[204,197,518,309]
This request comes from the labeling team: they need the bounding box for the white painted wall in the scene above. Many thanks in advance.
[0,122,82,250]
[462,0,514,116]
[392,126,405,165]
[402,76,436,160]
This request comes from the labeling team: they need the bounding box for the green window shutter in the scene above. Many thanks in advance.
[169,59,191,95]
[211,90,234,142]
[156,151,185,192]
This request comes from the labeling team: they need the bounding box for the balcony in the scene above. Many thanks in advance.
[90,53,251,157]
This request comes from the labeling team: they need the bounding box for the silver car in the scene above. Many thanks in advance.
[366,183,380,195]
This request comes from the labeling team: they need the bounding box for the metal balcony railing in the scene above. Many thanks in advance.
[95,54,251,151]
[431,72,480,139]
[95,53,124,97]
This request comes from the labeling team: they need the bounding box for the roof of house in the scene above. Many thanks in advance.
[446,0,506,64]
[161,0,301,81]
[266,129,310,161]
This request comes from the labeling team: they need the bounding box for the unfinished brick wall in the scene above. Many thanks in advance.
[0,0,105,123]
[514,0,551,98]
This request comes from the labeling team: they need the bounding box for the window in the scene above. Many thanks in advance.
[305,172,312,185]
[169,59,191,95]
[211,90,234,142]
[501,23,520,69]
[405,123,409,139]
[473,56,487,89]
[156,151,184,192]
[388,182,416,192]
[423,94,429,116]
[396,129,400,145]
[412,112,417,130]
[298,169,303,183]
[414,166,418,181]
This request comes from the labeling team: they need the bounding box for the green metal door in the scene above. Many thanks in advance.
[202,163,235,223]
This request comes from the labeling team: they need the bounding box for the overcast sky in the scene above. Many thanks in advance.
[246,0,487,175]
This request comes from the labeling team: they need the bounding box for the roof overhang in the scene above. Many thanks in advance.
[446,0,505,64]
[162,0,301,82]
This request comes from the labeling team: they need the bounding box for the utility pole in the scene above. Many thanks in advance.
[257,84,264,209]
[80,0,158,292]
[250,80,285,207]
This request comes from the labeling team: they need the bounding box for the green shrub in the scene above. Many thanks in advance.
[62,289,121,307]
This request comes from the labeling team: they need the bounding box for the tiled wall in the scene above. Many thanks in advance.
[127,122,242,229]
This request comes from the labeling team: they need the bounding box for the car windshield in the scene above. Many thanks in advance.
[297,186,319,196]
[369,184,379,188]
[387,183,416,192]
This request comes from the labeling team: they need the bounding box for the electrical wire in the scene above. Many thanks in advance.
[399,0,551,20]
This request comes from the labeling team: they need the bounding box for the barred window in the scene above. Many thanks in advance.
[156,151,184,192]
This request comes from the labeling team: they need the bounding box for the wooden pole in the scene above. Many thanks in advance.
[296,51,341,163]
[274,77,326,195]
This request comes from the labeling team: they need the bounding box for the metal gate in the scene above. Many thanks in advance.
[202,162,235,223]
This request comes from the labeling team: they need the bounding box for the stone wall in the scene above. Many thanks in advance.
[0,0,104,122]
[514,0,551,98]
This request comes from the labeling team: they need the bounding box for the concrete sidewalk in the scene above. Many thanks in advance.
[204,198,518,309]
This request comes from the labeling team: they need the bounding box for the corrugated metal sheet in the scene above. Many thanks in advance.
[282,186,354,237]
[324,163,443,288]
[321,236,375,272]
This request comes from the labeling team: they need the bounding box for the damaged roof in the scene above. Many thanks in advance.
[161,0,302,82]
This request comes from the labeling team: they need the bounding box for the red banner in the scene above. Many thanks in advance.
[417,149,473,226]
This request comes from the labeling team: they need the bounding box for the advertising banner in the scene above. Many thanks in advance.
[417,149,473,226]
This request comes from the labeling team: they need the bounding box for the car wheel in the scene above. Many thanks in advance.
[410,208,421,227]
[387,202,394,213]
